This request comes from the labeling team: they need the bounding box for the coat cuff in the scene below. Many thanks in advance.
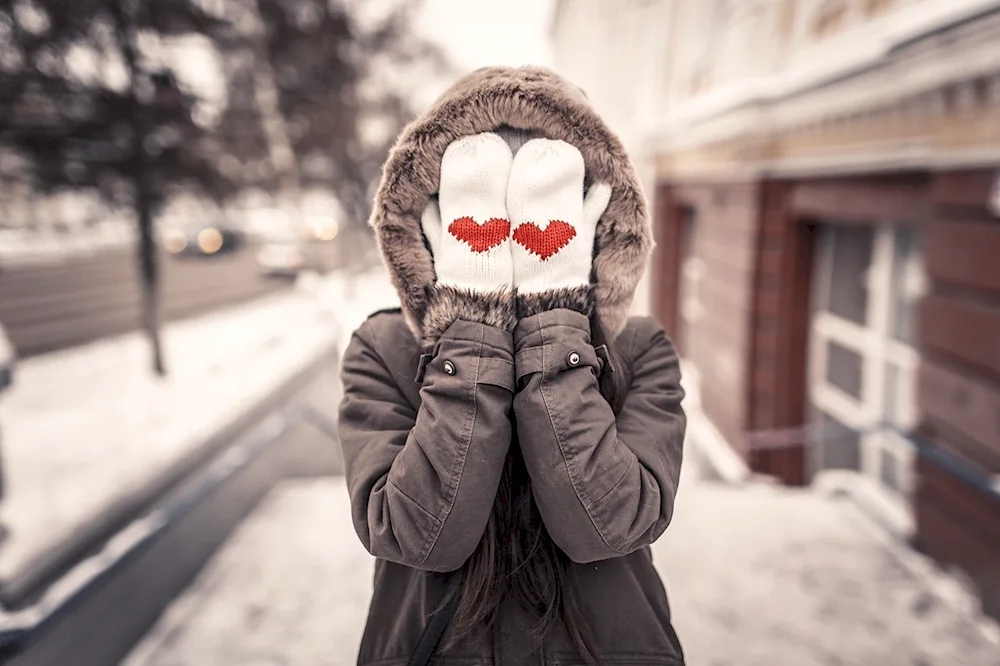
[515,285,594,319]
[416,318,515,392]
[513,309,600,383]
[420,284,516,350]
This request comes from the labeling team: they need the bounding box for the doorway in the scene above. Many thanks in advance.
[676,205,702,359]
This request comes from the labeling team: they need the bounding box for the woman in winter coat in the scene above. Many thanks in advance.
[338,66,687,666]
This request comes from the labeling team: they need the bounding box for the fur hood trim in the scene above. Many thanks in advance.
[369,66,653,341]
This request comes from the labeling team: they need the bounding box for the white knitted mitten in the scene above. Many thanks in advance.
[507,138,611,316]
[419,132,516,346]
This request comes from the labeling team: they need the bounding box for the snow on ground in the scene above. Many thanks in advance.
[0,266,396,585]
[124,449,1000,665]
[654,456,1000,666]
[123,477,373,666]
[296,265,400,358]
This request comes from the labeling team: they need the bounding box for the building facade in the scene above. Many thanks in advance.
[552,0,1000,619]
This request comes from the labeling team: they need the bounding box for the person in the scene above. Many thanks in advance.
[338,66,687,666]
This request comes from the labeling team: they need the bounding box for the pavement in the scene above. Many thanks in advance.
[125,447,1000,666]
[122,478,374,666]
[658,455,1000,666]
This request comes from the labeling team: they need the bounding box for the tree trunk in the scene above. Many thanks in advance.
[112,0,165,376]
[247,0,303,223]
[137,194,165,376]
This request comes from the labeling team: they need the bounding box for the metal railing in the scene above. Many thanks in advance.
[746,420,1000,503]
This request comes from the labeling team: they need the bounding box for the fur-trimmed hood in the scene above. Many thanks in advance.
[369,66,653,341]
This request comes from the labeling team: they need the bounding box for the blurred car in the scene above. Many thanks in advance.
[161,221,246,257]
[255,227,308,278]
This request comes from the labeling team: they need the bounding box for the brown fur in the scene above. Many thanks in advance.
[370,66,653,342]
[517,286,594,319]
[422,285,517,350]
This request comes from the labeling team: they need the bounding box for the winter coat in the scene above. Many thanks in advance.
[338,66,687,665]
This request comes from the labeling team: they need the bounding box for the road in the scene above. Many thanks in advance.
[0,237,354,358]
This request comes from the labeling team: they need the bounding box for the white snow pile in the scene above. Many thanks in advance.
[0,267,395,584]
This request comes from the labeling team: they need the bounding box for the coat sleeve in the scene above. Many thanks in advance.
[512,309,686,563]
[337,316,515,572]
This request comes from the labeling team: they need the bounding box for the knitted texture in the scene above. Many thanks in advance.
[508,139,611,296]
[369,66,654,344]
[421,132,514,293]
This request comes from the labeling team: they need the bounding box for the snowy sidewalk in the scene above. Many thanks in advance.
[0,267,398,589]
[655,457,1000,666]
[123,478,374,666]
[125,459,1000,666]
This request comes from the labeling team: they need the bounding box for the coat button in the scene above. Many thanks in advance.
[567,351,581,367]
[443,360,457,376]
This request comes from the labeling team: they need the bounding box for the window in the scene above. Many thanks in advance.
[808,223,926,509]
[684,0,731,96]
[888,227,924,345]
[776,0,798,43]
[826,340,863,399]
[825,225,873,325]
[862,0,895,17]
[811,0,848,38]
[819,412,862,471]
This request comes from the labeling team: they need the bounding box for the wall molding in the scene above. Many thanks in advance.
[647,5,1000,178]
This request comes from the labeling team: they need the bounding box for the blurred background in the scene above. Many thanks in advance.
[0,0,999,664]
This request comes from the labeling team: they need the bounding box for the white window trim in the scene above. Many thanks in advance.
[807,224,925,529]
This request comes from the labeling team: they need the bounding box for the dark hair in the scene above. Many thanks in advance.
[444,313,633,663]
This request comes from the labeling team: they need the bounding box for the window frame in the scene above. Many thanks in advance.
[807,223,925,510]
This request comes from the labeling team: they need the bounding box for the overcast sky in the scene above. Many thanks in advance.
[414,0,556,72]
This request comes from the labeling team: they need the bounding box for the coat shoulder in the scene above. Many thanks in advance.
[351,308,422,379]
[354,307,413,344]
[618,316,667,355]
[617,315,673,357]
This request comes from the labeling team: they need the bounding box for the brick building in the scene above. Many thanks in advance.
[552,0,1000,617]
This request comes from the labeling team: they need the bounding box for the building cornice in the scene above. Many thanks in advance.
[646,0,1000,142]
[645,3,1000,178]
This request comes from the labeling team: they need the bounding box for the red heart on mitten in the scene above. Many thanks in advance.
[448,217,510,253]
[512,220,577,260]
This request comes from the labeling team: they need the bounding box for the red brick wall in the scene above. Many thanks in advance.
[651,184,683,345]
[746,181,814,485]
[652,179,815,482]
[916,169,1000,618]
[653,182,759,459]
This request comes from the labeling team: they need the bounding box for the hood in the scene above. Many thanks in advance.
[369,66,653,341]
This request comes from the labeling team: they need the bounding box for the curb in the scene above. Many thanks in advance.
[837,492,1000,648]
[678,360,751,485]
[0,337,344,665]
[686,409,752,484]
[0,331,341,609]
